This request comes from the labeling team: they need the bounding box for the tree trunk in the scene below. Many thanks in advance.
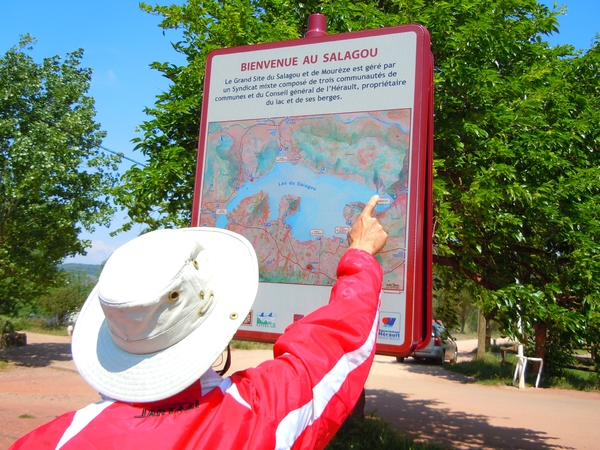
[534,322,546,373]
[460,300,468,333]
[477,308,486,359]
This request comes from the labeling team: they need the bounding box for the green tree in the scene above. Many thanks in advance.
[432,266,478,334]
[115,0,600,372]
[0,36,119,315]
[37,271,94,326]
[431,15,600,372]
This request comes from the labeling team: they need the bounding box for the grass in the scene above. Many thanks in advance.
[18,414,36,419]
[445,351,600,391]
[445,352,519,385]
[326,412,448,450]
[1,315,68,336]
[230,339,273,350]
[548,368,600,391]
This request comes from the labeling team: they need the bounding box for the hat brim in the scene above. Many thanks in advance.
[72,228,258,403]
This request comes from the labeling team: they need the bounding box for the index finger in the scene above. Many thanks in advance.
[361,195,380,218]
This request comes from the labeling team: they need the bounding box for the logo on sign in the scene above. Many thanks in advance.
[378,330,401,340]
[257,312,277,328]
[381,317,396,328]
[378,312,401,341]
[242,311,253,326]
[380,312,401,330]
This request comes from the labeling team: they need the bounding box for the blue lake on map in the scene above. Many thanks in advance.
[214,162,391,242]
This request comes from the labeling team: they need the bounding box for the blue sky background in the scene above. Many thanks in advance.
[1,1,598,265]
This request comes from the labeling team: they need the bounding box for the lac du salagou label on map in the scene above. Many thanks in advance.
[193,26,431,349]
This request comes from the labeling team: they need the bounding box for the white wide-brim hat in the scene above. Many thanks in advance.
[72,227,258,403]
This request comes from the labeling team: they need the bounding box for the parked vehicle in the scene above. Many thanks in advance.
[396,321,458,365]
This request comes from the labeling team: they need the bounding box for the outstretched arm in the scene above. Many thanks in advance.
[231,196,387,450]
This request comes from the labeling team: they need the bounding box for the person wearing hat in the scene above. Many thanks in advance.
[11,195,387,450]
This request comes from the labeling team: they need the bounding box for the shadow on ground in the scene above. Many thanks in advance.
[384,356,480,384]
[0,342,72,367]
[365,388,572,450]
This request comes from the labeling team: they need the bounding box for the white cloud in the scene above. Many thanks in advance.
[63,240,117,265]
[63,228,141,265]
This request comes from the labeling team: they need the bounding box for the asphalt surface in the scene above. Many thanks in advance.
[1,334,599,449]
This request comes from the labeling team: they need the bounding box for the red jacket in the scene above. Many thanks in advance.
[11,249,383,450]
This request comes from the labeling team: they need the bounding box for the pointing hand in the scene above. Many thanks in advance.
[347,195,388,256]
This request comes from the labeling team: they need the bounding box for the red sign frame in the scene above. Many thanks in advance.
[191,23,433,357]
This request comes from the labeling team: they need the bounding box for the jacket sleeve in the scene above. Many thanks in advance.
[231,248,383,450]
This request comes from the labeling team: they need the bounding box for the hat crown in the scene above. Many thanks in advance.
[98,230,215,354]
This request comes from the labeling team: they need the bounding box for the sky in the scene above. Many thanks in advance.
[1,0,598,265]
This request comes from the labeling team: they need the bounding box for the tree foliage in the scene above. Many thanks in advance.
[116,0,600,370]
[37,271,94,326]
[432,266,480,334]
[0,35,119,315]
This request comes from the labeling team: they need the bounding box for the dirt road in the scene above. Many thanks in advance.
[365,341,600,449]
[0,333,100,449]
[1,334,599,449]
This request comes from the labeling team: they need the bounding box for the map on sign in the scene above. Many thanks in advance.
[199,109,410,292]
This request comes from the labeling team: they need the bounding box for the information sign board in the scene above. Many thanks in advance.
[191,21,433,356]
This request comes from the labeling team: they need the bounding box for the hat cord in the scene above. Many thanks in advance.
[216,345,232,376]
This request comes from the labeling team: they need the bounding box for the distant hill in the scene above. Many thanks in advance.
[59,263,102,282]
